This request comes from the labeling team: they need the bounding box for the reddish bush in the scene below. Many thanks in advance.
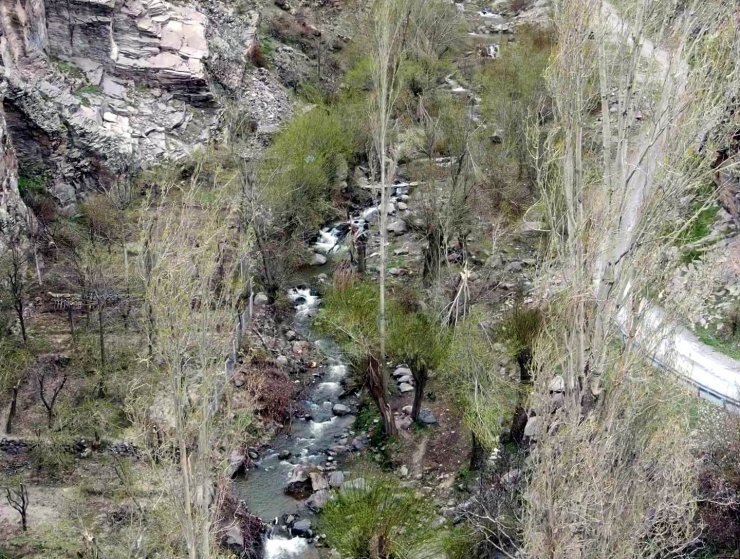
[248,43,268,69]
[239,363,294,424]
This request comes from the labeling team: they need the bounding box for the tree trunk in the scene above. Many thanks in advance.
[470,432,486,471]
[422,227,442,286]
[5,383,19,434]
[411,368,427,422]
[356,229,367,274]
[368,355,397,437]
[97,305,106,397]
[517,348,533,384]
[15,300,27,343]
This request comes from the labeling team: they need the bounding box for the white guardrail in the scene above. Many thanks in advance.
[617,303,740,414]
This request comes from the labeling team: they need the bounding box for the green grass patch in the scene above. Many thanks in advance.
[18,173,47,197]
[320,474,448,558]
[682,205,719,244]
[77,84,102,96]
[695,326,740,360]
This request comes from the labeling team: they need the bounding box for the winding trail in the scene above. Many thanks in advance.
[598,1,740,411]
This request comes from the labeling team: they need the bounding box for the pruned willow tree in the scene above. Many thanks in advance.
[522,0,739,557]
[141,177,247,559]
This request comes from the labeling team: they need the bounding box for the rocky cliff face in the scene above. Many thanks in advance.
[0,0,289,214]
[0,84,28,252]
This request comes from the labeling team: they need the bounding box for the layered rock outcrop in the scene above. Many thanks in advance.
[0,84,28,251]
[0,0,287,212]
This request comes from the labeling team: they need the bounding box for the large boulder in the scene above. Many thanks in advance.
[305,489,330,512]
[309,472,329,492]
[332,403,350,416]
[387,219,408,235]
[284,465,312,497]
[290,519,313,538]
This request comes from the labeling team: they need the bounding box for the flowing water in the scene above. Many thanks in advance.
[235,184,412,558]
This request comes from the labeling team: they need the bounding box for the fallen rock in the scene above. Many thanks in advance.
[402,405,412,415]
[393,366,412,378]
[310,252,328,266]
[341,478,367,494]
[417,409,438,425]
[523,416,540,440]
[225,524,244,548]
[398,375,413,384]
[387,219,407,235]
[548,375,565,393]
[227,450,247,477]
[398,383,414,394]
[254,292,269,305]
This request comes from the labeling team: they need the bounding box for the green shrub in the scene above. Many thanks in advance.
[320,474,445,558]
[29,438,76,479]
[443,313,518,449]
[314,282,381,361]
[261,107,354,235]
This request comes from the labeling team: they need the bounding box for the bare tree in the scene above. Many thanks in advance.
[5,479,29,531]
[5,379,20,434]
[1,235,30,343]
[142,179,248,559]
[521,0,740,557]
[368,0,413,438]
[70,243,125,396]
[37,362,68,429]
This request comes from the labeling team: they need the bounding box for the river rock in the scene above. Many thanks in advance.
[254,292,269,305]
[398,375,413,384]
[284,465,311,496]
[399,383,414,393]
[328,471,345,488]
[310,472,329,491]
[393,366,411,378]
[276,355,289,367]
[227,450,247,477]
[306,489,330,512]
[291,519,313,538]
[310,252,328,266]
[332,403,350,416]
[278,449,291,460]
[402,405,413,415]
